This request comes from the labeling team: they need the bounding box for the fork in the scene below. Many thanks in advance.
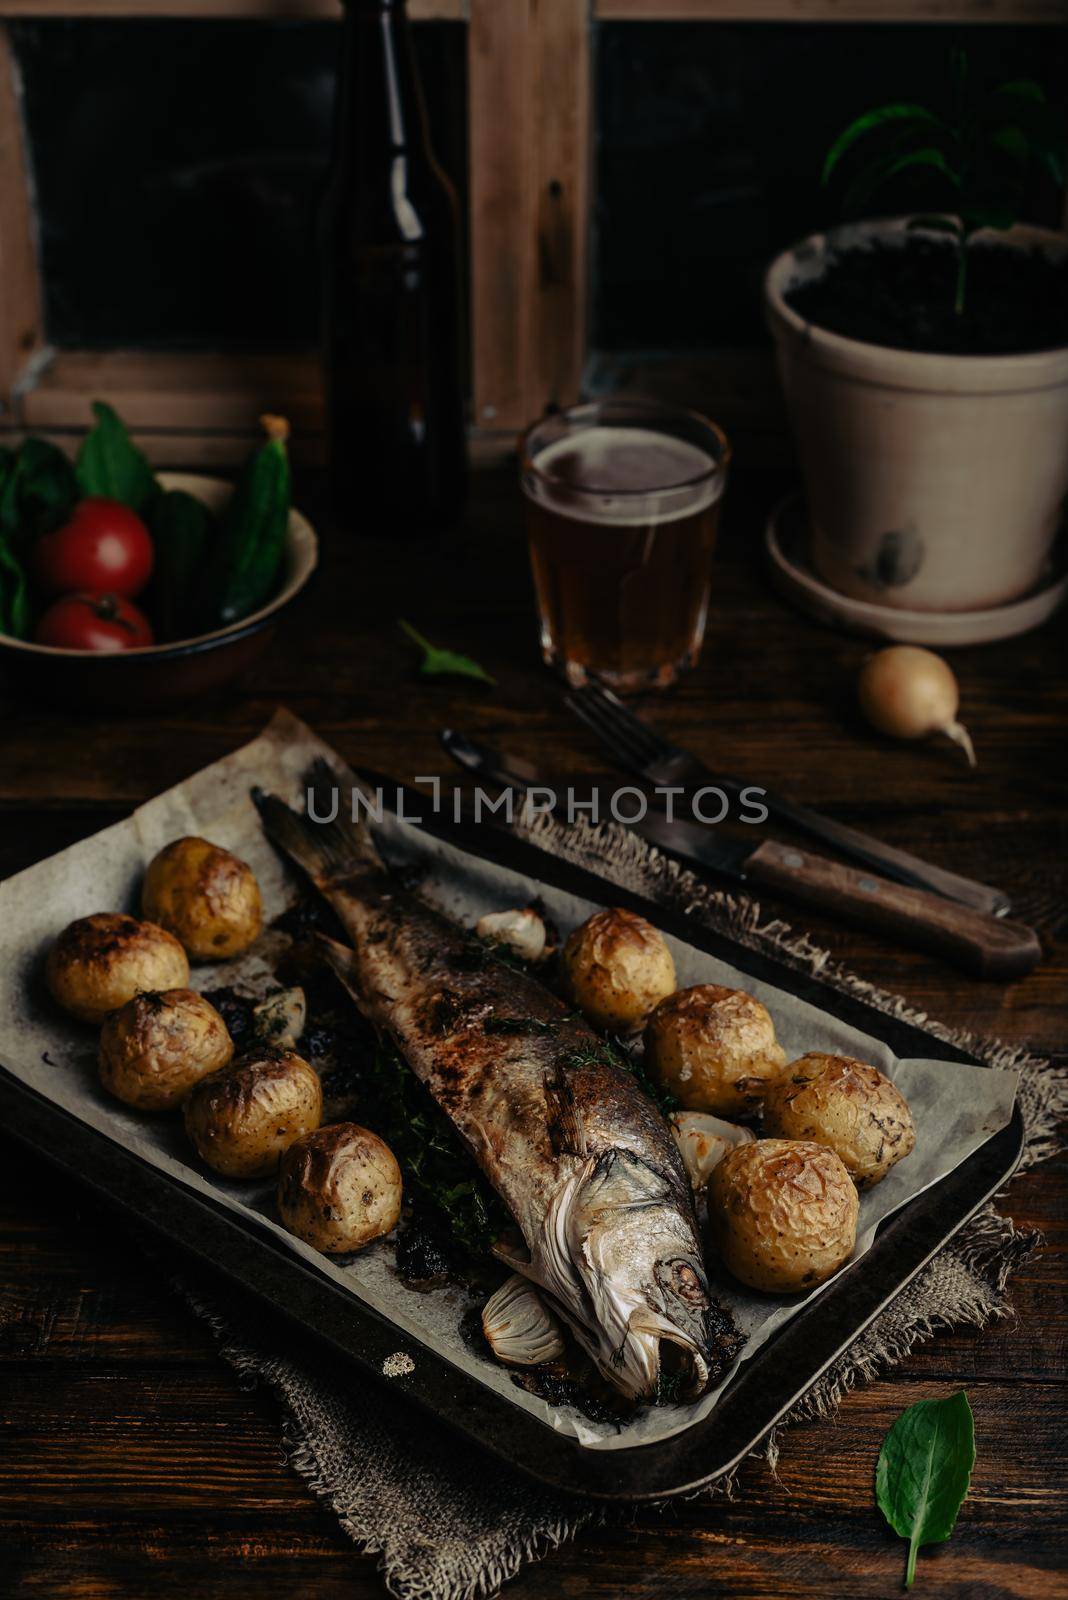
[563,678,1011,919]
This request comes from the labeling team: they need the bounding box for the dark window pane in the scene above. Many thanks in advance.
[12,17,467,352]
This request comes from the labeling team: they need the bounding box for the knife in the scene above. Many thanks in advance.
[440,730,1041,982]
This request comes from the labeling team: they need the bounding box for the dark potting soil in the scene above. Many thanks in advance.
[784,237,1068,356]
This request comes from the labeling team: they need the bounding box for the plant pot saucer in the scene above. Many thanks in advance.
[765,492,1068,647]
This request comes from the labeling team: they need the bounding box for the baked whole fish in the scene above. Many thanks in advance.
[254,765,743,1403]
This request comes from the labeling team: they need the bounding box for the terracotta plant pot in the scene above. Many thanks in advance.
[764,219,1068,613]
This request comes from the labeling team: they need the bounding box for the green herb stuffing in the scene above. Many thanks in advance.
[363,1038,509,1258]
[448,931,531,975]
[558,1040,679,1116]
[483,1015,559,1037]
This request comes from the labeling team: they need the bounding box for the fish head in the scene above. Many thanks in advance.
[542,1148,720,1404]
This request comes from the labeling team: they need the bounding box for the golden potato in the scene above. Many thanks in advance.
[46,913,190,1025]
[184,1048,322,1179]
[645,984,787,1115]
[562,908,675,1033]
[709,1138,859,1294]
[142,836,263,961]
[763,1052,915,1190]
[277,1123,402,1254]
[99,988,234,1111]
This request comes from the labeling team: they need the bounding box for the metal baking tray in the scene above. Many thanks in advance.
[0,802,1023,1502]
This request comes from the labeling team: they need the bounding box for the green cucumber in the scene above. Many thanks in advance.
[149,489,216,641]
[198,415,291,629]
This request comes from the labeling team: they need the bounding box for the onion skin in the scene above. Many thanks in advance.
[857,647,976,768]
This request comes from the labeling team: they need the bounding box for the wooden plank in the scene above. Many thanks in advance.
[3,345,517,466]
[597,0,1068,18]
[0,25,43,412]
[7,0,1057,19]
[468,0,535,429]
[468,0,590,432]
[0,0,466,18]
[18,348,325,433]
[533,0,590,413]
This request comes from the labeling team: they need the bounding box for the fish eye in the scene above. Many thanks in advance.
[657,1258,706,1304]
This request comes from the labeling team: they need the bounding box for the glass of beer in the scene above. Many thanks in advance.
[520,399,730,690]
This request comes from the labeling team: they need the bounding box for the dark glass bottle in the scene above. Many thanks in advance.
[323,0,467,533]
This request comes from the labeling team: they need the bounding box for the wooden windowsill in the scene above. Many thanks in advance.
[2,0,1062,20]
[1,344,792,468]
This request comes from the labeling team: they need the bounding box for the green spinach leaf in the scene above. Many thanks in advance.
[399,619,495,685]
[76,400,158,512]
[148,489,216,640]
[16,438,79,544]
[876,1390,975,1588]
[0,535,31,639]
[0,438,78,554]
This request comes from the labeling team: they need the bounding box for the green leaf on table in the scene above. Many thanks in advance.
[76,400,158,513]
[399,619,496,685]
[876,1390,975,1589]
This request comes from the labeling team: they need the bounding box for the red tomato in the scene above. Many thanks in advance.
[34,498,154,599]
[34,592,155,652]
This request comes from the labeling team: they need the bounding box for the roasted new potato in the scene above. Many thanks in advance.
[763,1052,915,1190]
[46,913,190,1025]
[277,1122,402,1254]
[142,836,263,961]
[645,984,787,1116]
[183,1048,322,1179]
[709,1138,859,1294]
[98,988,234,1111]
[563,908,676,1033]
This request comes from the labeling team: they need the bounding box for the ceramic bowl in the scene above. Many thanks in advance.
[0,472,319,709]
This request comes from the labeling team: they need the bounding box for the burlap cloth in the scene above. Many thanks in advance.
[176,812,1066,1600]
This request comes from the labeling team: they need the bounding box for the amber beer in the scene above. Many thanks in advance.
[521,403,730,689]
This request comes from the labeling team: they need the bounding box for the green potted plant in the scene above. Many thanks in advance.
[763,56,1068,615]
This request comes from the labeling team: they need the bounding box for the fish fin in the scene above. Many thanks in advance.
[579,1149,672,1215]
[543,1064,588,1158]
[252,760,381,885]
[311,931,369,1010]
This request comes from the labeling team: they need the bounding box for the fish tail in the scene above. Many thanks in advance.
[252,758,382,885]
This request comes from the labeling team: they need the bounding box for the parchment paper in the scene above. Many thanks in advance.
[0,711,1018,1451]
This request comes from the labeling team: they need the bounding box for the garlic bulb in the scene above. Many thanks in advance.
[252,986,307,1048]
[476,907,547,963]
[482,1273,566,1367]
[670,1111,755,1194]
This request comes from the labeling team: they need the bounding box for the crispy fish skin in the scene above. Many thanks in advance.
[254,768,743,1402]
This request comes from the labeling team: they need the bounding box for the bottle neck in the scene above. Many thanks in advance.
[335,0,430,164]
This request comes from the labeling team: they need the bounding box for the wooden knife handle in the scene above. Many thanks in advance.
[745,840,1042,981]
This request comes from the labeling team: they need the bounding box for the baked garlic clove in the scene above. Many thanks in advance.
[482,1273,566,1367]
[253,986,307,1048]
[476,907,547,963]
[670,1111,755,1193]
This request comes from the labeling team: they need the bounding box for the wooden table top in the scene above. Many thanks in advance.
[1,466,1065,1599]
